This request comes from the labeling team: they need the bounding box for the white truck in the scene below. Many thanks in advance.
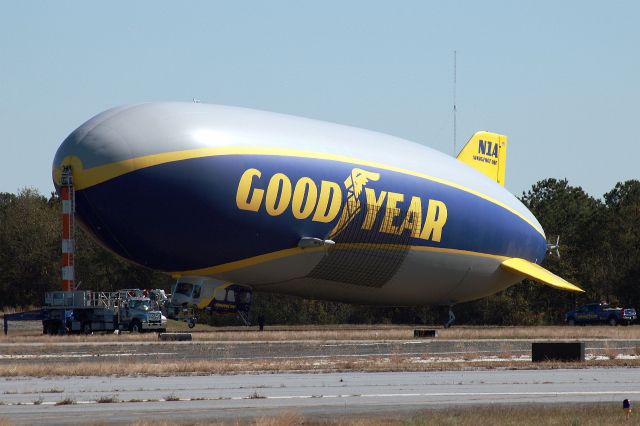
[42,290,167,334]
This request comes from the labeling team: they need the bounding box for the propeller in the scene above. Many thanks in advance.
[546,235,561,258]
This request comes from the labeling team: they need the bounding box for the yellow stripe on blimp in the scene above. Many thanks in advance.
[175,246,584,294]
[54,146,544,237]
[172,244,510,277]
[500,257,584,292]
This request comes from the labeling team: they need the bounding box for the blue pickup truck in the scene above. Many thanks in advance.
[565,303,637,326]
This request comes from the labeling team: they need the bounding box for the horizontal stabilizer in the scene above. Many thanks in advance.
[501,258,584,292]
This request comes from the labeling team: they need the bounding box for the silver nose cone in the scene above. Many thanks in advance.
[52,104,139,189]
[52,102,217,189]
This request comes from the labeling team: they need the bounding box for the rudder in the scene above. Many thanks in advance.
[456,131,508,186]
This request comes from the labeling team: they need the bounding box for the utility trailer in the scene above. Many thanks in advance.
[41,290,167,335]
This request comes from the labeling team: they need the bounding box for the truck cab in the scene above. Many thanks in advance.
[118,297,167,332]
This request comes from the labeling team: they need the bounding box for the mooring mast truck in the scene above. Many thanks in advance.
[2,167,169,336]
[42,290,167,335]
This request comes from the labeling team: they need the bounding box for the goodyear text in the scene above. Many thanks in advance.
[235,168,447,242]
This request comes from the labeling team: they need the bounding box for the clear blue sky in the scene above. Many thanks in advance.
[1,1,638,198]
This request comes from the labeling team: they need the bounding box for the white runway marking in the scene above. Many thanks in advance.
[0,352,177,360]
[6,389,640,407]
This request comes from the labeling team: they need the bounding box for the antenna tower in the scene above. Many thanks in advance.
[453,50,457,156]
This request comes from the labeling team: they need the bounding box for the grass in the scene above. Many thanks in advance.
[1,355,639,377]
[253,411,303,426]
[393,405,634,426]
[66,404,637,425]
[2,323,640,377]
[3,323,640,344]
[0,306,39,315]
[55,397,76,405]
[41,387,64,393]
[96,394,119,403]
[246,391,266,399]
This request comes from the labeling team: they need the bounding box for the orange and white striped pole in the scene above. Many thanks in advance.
[60,166,75,292]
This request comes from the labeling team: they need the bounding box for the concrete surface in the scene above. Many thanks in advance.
[1,368,640,424]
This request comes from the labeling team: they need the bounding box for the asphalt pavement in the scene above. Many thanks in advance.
[1,368,640,424]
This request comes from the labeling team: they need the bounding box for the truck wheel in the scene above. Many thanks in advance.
[187,316,197,328]
[567,318,576,326]
[608,317,618,326]
[129,320,142,333]
[82,322,92,334]
[47,322,60,336]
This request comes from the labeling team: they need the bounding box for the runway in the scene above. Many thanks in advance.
[2,368,639,424]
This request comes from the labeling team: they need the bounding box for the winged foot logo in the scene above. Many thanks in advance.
[235,167,447,242]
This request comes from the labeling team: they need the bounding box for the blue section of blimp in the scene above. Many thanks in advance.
[75,154,547,272]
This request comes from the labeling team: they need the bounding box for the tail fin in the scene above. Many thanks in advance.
[456,131,508,186]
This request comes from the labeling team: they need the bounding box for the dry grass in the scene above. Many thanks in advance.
[40,387,64,393]
[2,323,639,377]
[130,421,229,426]
[79,404,637,425]
[55,396,76,405]
[377,404,632,426]
[439,325,640,340]
[246,391,266,399]
[96,394,119,403]
[164,324,640,341]
[0,329,161,343]
[253,411,304,426]
[0,306,39,315]
[1,354,639,377]
[3,323,640,344]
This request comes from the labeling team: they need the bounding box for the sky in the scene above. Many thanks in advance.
[1,1,638,199]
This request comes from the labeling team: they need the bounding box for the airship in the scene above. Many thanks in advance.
[52,102,582,322]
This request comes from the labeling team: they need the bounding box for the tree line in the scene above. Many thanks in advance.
[1,178,638,325]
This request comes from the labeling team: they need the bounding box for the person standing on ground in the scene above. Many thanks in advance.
[623,399,632,419]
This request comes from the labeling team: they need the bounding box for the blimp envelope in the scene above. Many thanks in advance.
[52,102,583,307]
